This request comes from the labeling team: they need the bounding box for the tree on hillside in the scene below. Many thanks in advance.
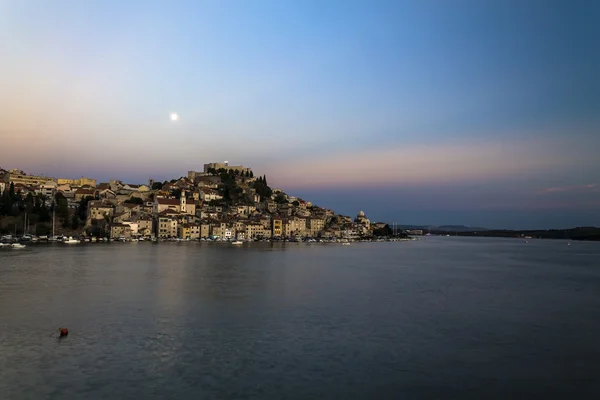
[275,193,287,204]
[124,197,144,205]
[0,187,12,215]
[55,192,69,224]
[71,213,79,230]
[36,223,51,236]
[372,224,393,237]
[252,176,272,199]
[151,182,163,190]
[9,182,16,202]
[78,195,95,221]
[38,203,51,222]
[249,171,254,178]
[24,192,34,215]
[33,194,44,214]
[171,188,182,199]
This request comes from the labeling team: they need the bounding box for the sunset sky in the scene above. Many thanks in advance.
[1,0,599,229]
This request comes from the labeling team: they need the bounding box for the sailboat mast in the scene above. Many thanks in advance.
[52,197,56,238]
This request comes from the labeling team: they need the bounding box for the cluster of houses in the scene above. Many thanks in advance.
[1,164,384,240]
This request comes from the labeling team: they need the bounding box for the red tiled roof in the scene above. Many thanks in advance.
[75,188,96,195]
[159,209,180,215]
[157,198,179,205]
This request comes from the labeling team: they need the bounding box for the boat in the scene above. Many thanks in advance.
[342,242,351,246]
[63,237,80,244]
[231,240,243,245]
[11,243,27,249]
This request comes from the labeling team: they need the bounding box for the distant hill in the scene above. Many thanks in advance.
[457,226,600,241]
[398,225,488,232]
[396,224,599,240]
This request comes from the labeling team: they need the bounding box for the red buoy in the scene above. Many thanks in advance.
[59,328,69,337]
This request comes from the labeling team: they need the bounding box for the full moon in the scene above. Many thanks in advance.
[170,112,179,121]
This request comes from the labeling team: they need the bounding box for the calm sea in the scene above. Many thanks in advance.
[1,237,599,399]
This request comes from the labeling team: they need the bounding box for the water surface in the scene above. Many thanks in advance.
[1,237,599,399]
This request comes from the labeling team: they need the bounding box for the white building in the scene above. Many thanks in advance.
[38,181,58,199]
[122,222,139,235]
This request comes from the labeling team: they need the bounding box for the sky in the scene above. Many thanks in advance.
[1,0,599,229]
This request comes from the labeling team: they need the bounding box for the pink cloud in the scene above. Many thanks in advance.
[267,139,579,189]
[480,199,600,211]
[537,184,598,195]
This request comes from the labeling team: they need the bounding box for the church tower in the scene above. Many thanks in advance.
[180,190,186,213]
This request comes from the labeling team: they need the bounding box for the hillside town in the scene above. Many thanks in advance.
[0,163,399,242]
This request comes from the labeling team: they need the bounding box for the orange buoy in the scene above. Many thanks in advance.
[59,328,69,337]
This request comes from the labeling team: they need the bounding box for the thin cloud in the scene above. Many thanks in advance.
[537,184,598,195]
[267,139,578,189]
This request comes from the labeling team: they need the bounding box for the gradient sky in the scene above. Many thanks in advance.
[1,0,599,229]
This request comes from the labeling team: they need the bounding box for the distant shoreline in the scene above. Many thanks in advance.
[423,227,600,241]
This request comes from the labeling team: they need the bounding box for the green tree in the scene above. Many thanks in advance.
[171,188,182,199]
[55,192,69,224]
[151,181,163,190]
[1,187,11,215]
[249,171,254,178]
[33,194,44,214]
[38,203,51,222]
[124,196,144,205]
[275,193,287,204]
[292,200,300,207]
[252,176,272,199]
[71,214,79,230]
[24,192,35,215]
[36,223,51,236]
[9,182,16,202]
[373,224,395,237]
[78,195,95,220]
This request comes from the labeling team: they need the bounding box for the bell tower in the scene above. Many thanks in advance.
[180,190,186,213]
